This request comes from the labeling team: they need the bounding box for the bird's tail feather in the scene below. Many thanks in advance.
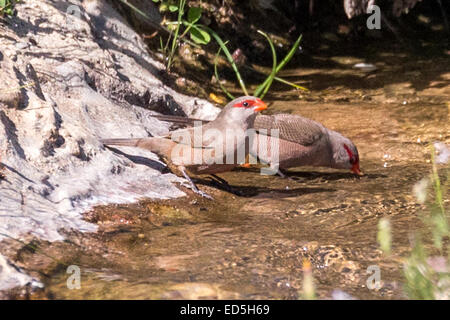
[151,114,209,125]
[101,137,175,159]
[100,138,141,147]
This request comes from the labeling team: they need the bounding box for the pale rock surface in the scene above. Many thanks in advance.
[0,0,220,291]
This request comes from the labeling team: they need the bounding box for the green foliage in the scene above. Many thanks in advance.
[253,33,305,98]
[255,30,277,99]
[0,0,15,17]
[377,146,449,299]
[300,259,316,300]
[211,30,306,100]
[377,217,392,255]
[152,0,179,13]
[206,27,248,96]
[214,44,235,100]
[402,146,449,299]
[153,0,210,71]
[429,145,449,249]
[403,235,436,300]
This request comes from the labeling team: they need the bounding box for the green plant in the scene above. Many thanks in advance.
[210,29,307,100]
[154,0,210,71]
[376,146,449,299]
[300,258,316,300]
[403,146,449,299]
[403,235,437,299]
[377,217,392,255]
[0,0,15,16]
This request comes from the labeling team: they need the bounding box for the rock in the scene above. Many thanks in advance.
[0,255,42,292]
[0,0,220,292]
[0,53,22,109]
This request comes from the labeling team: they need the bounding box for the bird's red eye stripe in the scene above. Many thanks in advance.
[343,144,352,158]
[233,99,256,108]
[343,144,356,164]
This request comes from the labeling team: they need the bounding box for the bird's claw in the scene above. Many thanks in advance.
[196,190,214,200]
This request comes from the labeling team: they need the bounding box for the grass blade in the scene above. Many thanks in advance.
[274,76,309,91]
[254,30,277,99]
[167,0,186,71]
[254,33,303,97]
[201,26,248,96]
[214,45,235,100]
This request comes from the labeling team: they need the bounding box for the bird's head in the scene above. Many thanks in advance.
[328,131,363,175]
[217,96,267,124]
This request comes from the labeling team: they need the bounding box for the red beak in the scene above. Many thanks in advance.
[351,163,364,176]
[253,99,267,112]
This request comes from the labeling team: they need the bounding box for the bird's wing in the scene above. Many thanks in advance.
[165,127,216,149]
[254,114,325,146]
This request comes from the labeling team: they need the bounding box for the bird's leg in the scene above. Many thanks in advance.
[258,159,293,181]
[273,167,297,182]
[276,169,287,178]
[179,166,213,200]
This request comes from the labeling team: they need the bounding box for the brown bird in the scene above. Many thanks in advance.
[151,113,362,176]
[101,96,268,199]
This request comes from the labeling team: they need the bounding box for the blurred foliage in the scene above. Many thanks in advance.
[211,29,306,100]
[403,146,449,299]
[377,217,392,255]
[0,0,15,16]
[153,0,210,71]
[300,258,316,300]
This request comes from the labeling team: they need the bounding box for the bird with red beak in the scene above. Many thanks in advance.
[151,112,363,176]
[101,96,267,199]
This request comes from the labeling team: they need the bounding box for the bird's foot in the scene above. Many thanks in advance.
[194,189,214,200]
[276,169,297,182]
[180,166,214,200]
[276,169,286,178]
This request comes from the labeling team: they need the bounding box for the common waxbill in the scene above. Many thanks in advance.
[101,96,268,198]
[151,112,362,176]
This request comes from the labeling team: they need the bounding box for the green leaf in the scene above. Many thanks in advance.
[205,26,248,95]
[152,0,159,3]
[187,7,202,23]
[214,45,235,100]
[254,30,277,99]
[274,76,308,91]
[254,33,303,97]
[189,25,210,45]
[169,4,179,12]
[377,218,392,255]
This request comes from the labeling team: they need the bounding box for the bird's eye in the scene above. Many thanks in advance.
[242,102,249,107]
[349,157,356,164]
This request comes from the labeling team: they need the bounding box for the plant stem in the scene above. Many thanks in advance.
[167,0,186,71]
[214,46,235,100]
[256,30,277,99]
[254,34,303,97]
[202,26,248,96]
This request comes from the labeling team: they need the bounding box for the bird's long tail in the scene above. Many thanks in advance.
[101,137,176,160]
[151,114,209,125]
[100,138,141,147]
